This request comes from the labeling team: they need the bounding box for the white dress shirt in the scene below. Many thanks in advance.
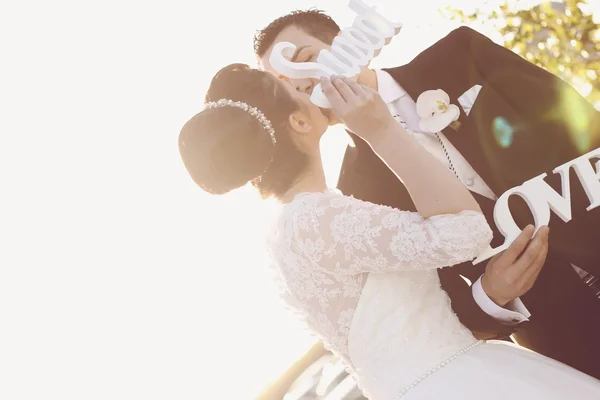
[375,69,531,324]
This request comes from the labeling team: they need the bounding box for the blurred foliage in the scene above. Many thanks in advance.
[443,0,600,108]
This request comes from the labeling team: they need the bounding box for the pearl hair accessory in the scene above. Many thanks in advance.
[204,99,276,144]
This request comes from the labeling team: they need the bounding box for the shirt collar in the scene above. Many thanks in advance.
[375,69,407,104]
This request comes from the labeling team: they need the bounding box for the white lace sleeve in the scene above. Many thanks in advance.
[289,193,493,274]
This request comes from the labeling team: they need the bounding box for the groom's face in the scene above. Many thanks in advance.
[260,25,339,125]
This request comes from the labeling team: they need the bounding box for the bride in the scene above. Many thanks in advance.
[178,64,600,399]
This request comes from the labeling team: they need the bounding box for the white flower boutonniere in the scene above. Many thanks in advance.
[416,89,461,133]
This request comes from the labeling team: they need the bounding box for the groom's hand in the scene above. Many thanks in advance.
[482,225,549,307]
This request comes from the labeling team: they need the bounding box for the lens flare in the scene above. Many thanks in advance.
[559,86,594,153]
[493,117,514,148]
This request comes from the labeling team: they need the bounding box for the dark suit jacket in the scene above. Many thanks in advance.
[337,26,600,377]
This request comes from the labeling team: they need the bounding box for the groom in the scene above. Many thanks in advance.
[253,9,600,378]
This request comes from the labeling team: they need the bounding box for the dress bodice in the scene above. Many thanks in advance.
[266,190,492,398]
[348,272,478,399]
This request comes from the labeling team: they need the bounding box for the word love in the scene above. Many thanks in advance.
[473,147,600,264]
[269,0,402,108]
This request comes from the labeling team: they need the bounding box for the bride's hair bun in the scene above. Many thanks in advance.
[178,64,280,194]
[179,63,306,198]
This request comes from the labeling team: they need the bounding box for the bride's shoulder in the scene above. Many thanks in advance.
[284,188,339,203]
[284,189,407,216]
[283,188,359,210]
[268,190,350,241]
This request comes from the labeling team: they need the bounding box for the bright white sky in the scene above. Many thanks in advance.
[0,1,514,399]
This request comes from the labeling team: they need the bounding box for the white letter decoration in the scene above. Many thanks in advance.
[473,147,600,264]
[269,0,402,108]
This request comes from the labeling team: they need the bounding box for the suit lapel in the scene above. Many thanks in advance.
[383,65,499,194]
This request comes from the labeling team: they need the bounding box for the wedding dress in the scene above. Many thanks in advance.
[266,189,600,399]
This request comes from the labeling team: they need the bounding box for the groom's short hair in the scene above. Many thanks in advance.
[253,9,340,59]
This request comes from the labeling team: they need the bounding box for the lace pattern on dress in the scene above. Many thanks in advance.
[266,190,492,366]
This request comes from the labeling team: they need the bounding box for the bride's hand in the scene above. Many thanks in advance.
[320,75,397,145]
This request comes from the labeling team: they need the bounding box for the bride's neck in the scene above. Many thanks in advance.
[280,153,328,203]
